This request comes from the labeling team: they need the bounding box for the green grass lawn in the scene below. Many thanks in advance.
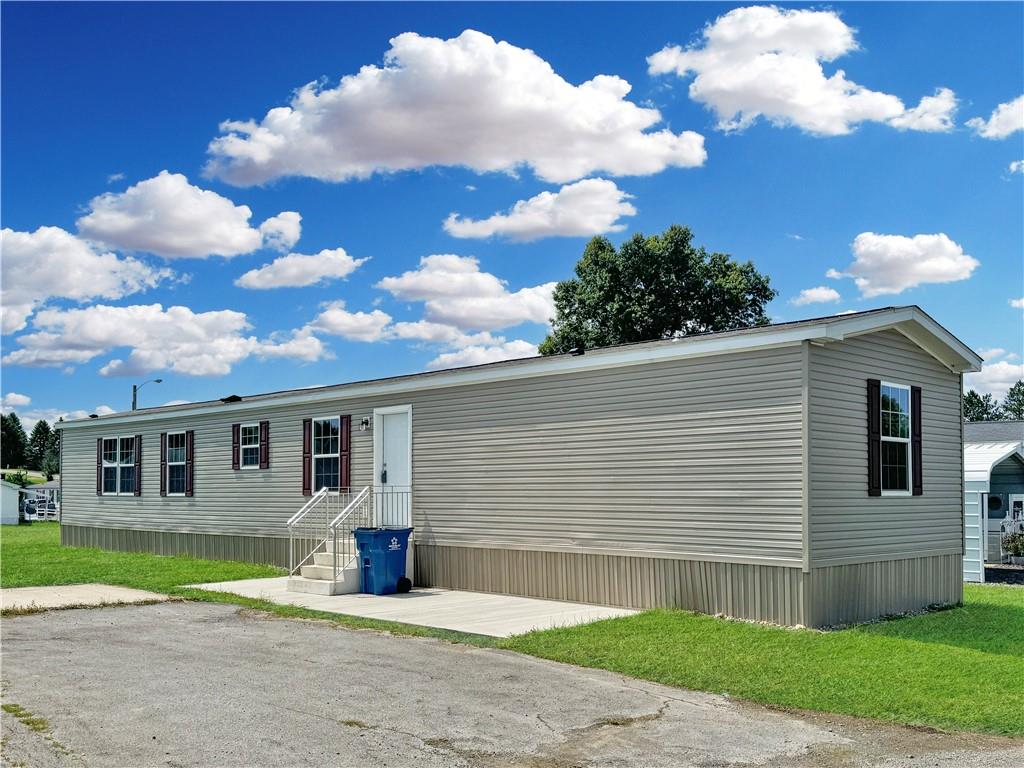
[3,523,1022,735]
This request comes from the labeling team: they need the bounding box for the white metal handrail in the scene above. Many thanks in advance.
[329,485,370,531]
[288,487,356,576]
[287,487,327,527]
[287,485,414,582]
[325,486,373,582]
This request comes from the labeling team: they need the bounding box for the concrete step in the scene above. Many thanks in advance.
[287,567,361,596]
[313,551,359,567]
[286,576,345,596]
[299,564,335,580]
[323,538,357,554]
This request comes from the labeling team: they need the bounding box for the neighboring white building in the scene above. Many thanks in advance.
[962,435,1024,582]
[1,480,21,525]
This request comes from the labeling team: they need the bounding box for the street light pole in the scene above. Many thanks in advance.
[131,379,163,410]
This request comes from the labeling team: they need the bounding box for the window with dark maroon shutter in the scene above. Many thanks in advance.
[339,415,351,489]
[867,379,881,496]
[301,418,312,496]
[231,424,241,470]
[184,430,195,497]
[134,434,142,496]
[96,438,102,496]
[911,386,923,495]
[259,420,270,469]
[159,433,167,497]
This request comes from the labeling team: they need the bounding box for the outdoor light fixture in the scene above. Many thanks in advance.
[131,378,163,410]
[360,417,371,432]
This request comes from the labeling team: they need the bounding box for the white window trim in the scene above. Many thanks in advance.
[312,415,341,493]
[101,435,137,497]
[880,380,912,497]
[239,423,261,470]
[165,430,187,497]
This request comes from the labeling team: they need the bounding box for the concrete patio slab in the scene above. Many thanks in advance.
[188,576,634,636]
[1,583,167,612]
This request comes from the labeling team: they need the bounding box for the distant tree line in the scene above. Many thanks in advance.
[963,380,1024,422]
[1,412,60,478]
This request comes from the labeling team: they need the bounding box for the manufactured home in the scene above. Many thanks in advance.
[58,306,981,627]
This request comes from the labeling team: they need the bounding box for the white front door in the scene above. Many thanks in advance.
[374,406,411,527]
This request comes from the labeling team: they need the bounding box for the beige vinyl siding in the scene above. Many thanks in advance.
[61,344,806,565]
[808,330,963,566]
[806,553,962,627]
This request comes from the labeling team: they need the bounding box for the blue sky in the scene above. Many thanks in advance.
[2,2,1022,426]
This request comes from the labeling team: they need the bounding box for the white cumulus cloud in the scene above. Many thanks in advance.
[443,179,637,242]
[206,29,706,186]
[791,286,841,305]
[648,6,955,136]
[426,340,538,370]
[389,321,499,348]
[827,232,979,297]
[964,355,1024,400]
[967,95,1024,139]
[1011,298,1024,309]
[14,405,116,431]
[889,88,958,132]
[308,301,393,342]
[1,392,32,410]
[376,254,555,331]
[258,211,302,252]
[2,303,326,376]
[76,171,300,258]
[236,247,368,289]
[1009,161,1023,175]
[0,226,172,334]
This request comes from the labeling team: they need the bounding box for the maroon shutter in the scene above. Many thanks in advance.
[159,433,167,497]
[231,423,240,470]
[259,420,270,469]
[301,418,312,496]
[911,386,923,496]
[867,379,881,497]
[184,430,195,497]
[339,415,351,490]
[96,438,103,495]
[134,434,142,496]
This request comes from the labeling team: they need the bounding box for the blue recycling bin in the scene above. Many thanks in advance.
[353,527,413,595]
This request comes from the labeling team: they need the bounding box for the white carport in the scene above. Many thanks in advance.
[963,441,1024,582]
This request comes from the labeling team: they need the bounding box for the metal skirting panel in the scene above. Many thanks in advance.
[60,524,289,568]
[414,544,808,626]
[807,553,962,627]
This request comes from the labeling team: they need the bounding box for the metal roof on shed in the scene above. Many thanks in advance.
[964,442,1024,483]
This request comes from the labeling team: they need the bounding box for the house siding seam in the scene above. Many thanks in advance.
[808,330,963,567]
[60,345,806,564]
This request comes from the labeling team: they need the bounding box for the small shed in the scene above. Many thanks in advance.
[1,480,21,525]
[963,441,1024,581]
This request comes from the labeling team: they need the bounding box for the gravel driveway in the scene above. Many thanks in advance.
[2,602,1021,768]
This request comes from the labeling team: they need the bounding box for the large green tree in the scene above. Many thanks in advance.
[1,413,28,468]
[539,225,777,355]
[963,390,1004,422]
[1002,380,1024,420]
[27,419,53,471]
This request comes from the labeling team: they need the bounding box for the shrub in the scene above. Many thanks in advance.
[1001,532,1024,557]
